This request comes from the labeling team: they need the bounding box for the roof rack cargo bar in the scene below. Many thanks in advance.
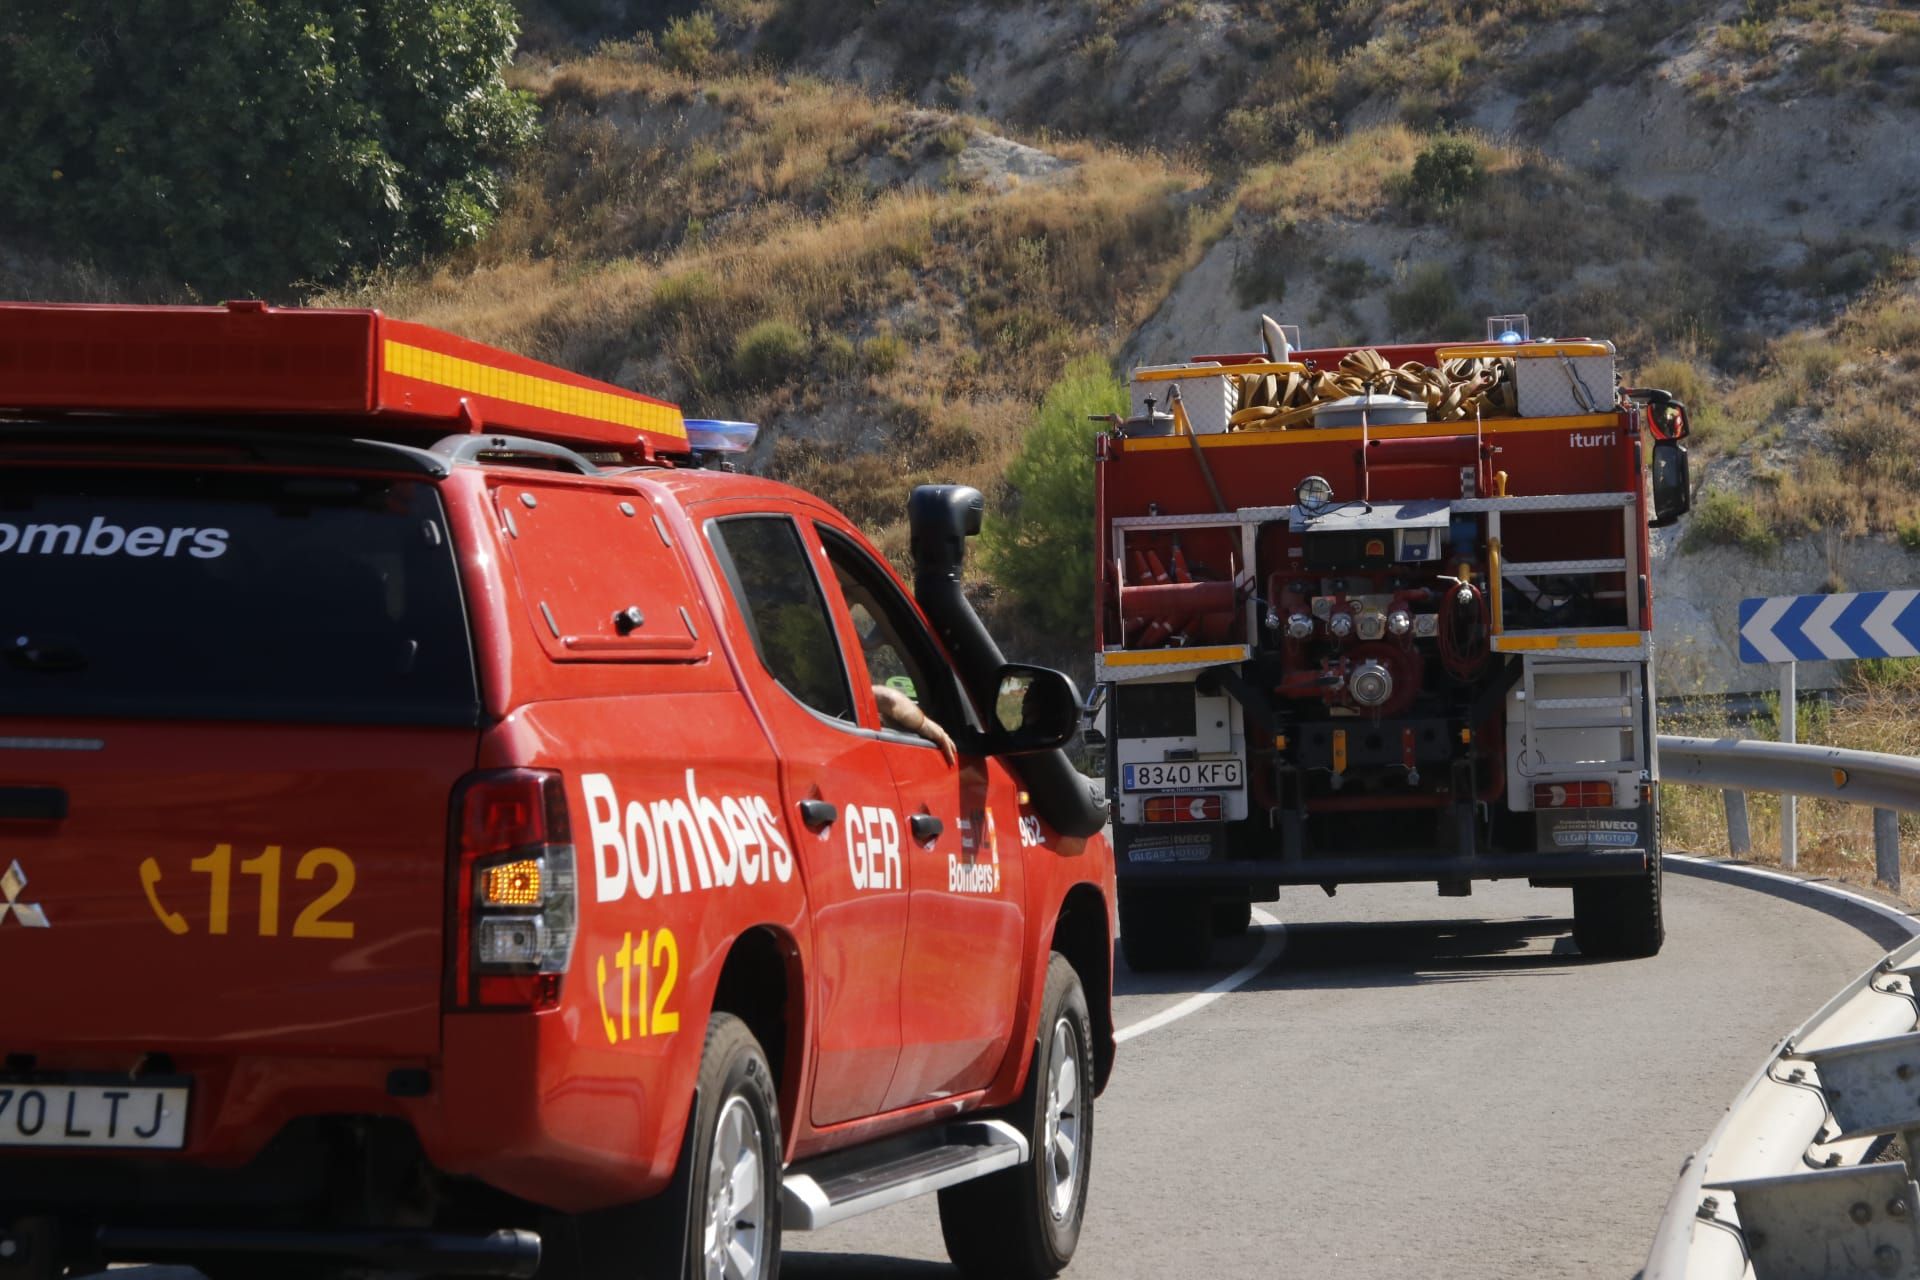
[432,433,601,476]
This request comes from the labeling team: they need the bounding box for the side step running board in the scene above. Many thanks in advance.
[782,1119,1029,1231]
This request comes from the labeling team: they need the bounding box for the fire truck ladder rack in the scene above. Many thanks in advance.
[1470,490,1646,654]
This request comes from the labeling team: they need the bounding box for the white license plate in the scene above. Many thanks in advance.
[0,1083,189,1150]
[1123,760,1243,792]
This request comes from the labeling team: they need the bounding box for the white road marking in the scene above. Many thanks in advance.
[1114,908,1286,1043]
[1667,854,1920,937]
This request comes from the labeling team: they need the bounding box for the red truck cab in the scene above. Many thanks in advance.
[0,303,1115,1280]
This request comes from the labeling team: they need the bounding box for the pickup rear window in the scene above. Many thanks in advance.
[0,467,480,726]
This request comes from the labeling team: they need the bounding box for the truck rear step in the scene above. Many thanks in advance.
[781,1120,1028,1230]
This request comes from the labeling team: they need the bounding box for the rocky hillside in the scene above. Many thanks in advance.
[10,0,1919,688]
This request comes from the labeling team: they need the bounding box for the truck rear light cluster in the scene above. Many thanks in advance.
[1143,794,1223,823]
[451,769,578,1010]
[1534,781,1615,808]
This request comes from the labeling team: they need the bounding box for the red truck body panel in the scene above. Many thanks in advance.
[0,304,1114,1231]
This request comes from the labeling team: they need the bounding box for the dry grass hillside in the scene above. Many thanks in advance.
[319,47,1210,574]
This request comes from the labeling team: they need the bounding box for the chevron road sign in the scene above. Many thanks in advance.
[1739,590,1920,664]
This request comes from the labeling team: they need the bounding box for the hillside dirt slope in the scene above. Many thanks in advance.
[8,0,1919,688]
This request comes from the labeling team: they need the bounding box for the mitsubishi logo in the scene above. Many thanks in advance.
[0,859,48,927]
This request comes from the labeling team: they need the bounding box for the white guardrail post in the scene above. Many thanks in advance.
[1722,791,1752,858]
[1647,734,1920,1279]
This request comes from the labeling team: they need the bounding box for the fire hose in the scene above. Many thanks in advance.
[1227,345,1519,430]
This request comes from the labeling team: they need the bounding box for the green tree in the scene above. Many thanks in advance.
[983,356,1129,645]
[0,1,538,293]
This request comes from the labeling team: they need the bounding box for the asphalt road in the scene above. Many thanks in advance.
[92,865,1905,1280]
[787,865,1905,1280]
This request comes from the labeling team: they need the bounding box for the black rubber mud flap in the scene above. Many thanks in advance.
[552,1089,699,1280]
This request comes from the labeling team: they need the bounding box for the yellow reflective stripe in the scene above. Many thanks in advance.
[1100,644,1248,667]
[1492,632,1643,652]
[1133,361,1307,381]
[384,340,686,440]
[1435,342,1613,359]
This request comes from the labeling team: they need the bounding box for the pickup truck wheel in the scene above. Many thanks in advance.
[690,1014,782,1280]
[568,1013,781,1280]
[1117,887,1210,971]
[937,955,1092,1279]
[1571,816,1664,959]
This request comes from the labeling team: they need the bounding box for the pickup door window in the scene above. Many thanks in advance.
[705,512,907,1125]
[816,524,1026,1110]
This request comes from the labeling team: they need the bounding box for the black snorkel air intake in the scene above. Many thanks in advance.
[909,485,1107,839]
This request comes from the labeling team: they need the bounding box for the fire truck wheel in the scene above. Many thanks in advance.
[938,955,1092,1279]
[1572,844,1665,960]
[1117,888,1211,971]
[1211,899,1253,938]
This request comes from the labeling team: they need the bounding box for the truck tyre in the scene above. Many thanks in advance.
[1572,811,1664,959]
[1118,887,1210,971]
[686,1013,783,1280]
[1211,899,1253,938]
[938,955,1093,1280]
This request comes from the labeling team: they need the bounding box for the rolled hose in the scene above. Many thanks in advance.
[1227,342,1520,431]
[908,485,1107,839]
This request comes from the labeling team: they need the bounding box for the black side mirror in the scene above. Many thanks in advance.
[1651,438,1690,528]
[984,663,1081,755]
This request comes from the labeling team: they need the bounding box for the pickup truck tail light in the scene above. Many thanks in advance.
[451,769,577,1010]
[1533,780,1615,808]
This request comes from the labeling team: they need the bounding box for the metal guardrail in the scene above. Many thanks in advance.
[1647,735,1920,1279]
[1660,734,1917,888]
[1643,926,1920,1280]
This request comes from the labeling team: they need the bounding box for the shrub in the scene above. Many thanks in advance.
[1233,221,1291,307]
[661,11,720,75]
[1635,356,1711,409]
[1399,139,1487,219]
[0,0,536,293]
[1385,261,1472,337]
[1682,490,1778,555]
[732,319,810,386]
[820,332,860,376]
[982,356,1130,645]
[861,330,906,376]
[649,269,722,320]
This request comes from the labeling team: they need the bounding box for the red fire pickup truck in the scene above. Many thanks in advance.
[0,302,1115,1280]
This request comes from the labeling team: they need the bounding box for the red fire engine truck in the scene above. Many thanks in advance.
[1092,316,1691,971]
[0,302,1113,1280]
